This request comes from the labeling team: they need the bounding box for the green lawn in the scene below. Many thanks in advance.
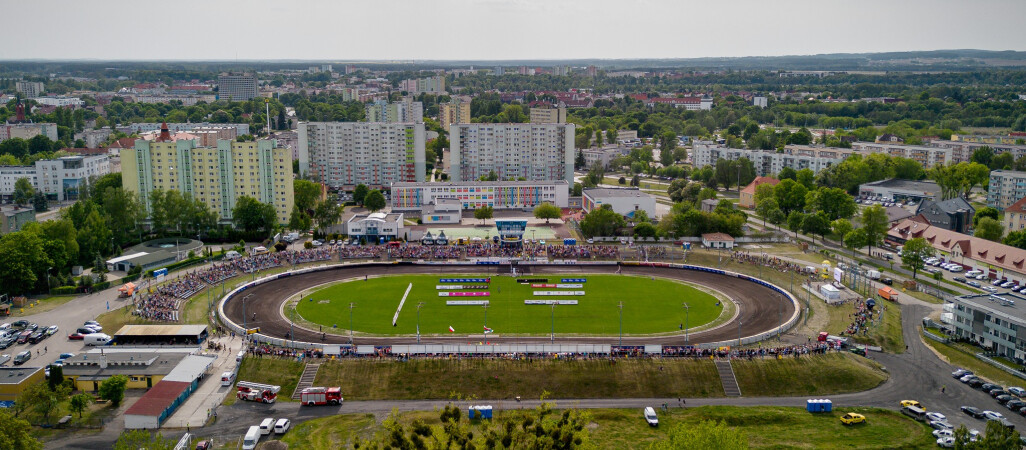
[823,298,904,353]
[232,353,887,401]
[295,274,722,336]
[922,331,1026,388]
[276,406,932,449]
[10,296,76,316]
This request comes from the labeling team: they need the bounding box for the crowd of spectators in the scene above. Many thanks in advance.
[339,246,385,259]
[730,251,808,273]
[546,244,619,260]
[157,272,205,299]
[841,298,879,337]
[133,292,181,321]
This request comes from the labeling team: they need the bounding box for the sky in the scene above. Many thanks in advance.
[2,0,1025,61]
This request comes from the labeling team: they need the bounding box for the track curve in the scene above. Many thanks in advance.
[222,263,797,346]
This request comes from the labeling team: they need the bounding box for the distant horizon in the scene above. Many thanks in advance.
[2,0,1024,61]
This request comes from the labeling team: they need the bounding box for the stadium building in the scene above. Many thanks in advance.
[391,181,569,212]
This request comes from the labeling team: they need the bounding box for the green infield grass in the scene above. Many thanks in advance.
[294,274,723,336]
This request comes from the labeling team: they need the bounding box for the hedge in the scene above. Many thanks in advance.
[50,286,76,295]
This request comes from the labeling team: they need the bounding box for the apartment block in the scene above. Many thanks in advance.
[400,75,445,94]
[529,104,567,124]
[449,123,575,184]
[217,73,258,101]
[438,101,471,131]
[692,142,851,176]
[0,123,59,142]
[122,126,294,224]
[391,181,569,211]
[298,122,426,189]
[850,142,952,167]
[365,99,424,123]
[0,155,110,202]
[988,170,1026,209]
[15,81,44,97]
[116,122,251,136]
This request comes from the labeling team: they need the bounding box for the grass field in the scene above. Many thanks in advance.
[232,353,886,401]
[295,274,723,336]
[274,406,931,449]
[921,331,1026,388]
[823,298,904,353]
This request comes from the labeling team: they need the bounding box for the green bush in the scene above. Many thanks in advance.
[93,281,112,291]
[50,286,76,295]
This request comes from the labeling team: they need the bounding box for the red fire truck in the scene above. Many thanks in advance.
[236,381,280,404]
[300,387,343,406]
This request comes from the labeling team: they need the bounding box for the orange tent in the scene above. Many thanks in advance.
[118,282,137,297]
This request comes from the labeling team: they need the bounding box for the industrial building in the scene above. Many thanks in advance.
[346,212,405,242]
[582,188,656,219]
[858,179,942,203]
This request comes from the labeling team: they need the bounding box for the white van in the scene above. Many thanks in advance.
[220,371,235,387]
[237,351,245,362]
[259,418,275,435]
[644,407,658,426]
[84,333,111,346]
[225,250,241,260]
[242,425,261,450]
[274,418,291,434]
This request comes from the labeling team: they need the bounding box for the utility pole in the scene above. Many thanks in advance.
[550,303,557,344]
[682,302,690,344]
[617,302,624,346]
[737,320,743,348]
[416,302,424,344]
[349,302,356,345]
[482,304,489,332]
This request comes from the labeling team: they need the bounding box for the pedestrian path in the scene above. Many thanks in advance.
[716,359,741,397]
[292,363,321,400]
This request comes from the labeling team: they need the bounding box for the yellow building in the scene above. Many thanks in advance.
[0,367,45,402]
[530,104,567,124]
[122,125,294,224]
[438,101,471,132]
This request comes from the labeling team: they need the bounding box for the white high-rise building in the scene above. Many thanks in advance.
[298,122,426,189]
[15,81,44,97]
[0,155,111,202]
[217,73,258,101]
[449,123,575,184]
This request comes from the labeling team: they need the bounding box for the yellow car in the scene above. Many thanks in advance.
[840,413,866,425]
[900,400,922,409]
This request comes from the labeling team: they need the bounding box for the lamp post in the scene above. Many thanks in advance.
[482,304,489,332]
[349,302,356,345]
[737,320,743,348]
[550,303,557,343]
[242,294,253,329]
[416,302,424,344]
[682,302,690,343]
[617,302,624,346]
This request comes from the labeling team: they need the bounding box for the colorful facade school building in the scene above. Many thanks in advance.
[390,181,569,211]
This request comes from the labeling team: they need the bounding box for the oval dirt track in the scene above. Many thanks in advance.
[222,263,797,346]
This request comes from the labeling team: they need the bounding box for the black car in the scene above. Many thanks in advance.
[25,323,38,332]
[954,277,967,283]
[963,406,984,418]
[28,331,46,344]
[1007,400,1026,411]
[969,379,986,388]
[992,390,1011,398]
[881,278,894,285]
[981,383,1002,392]
[12,351,30,365]
[10,320,28,330]
[997,395,1015,405]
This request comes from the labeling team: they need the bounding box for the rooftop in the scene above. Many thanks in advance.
[958,292,1026,324]
[0,367,43,385]
[861,178,941,192]
[741,176,780,195]
[114,324,208,337]
[393,180,569,188]
[888,219,1026,276]
[583,188,652,199]
[702,233,735,241]
[123,381,190,418]
[62,352,189,379]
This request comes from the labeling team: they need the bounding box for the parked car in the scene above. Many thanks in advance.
[643,407,658,426]
[969,379,986,388]
[1002,281,1016,288]
[840,413,866,425]
[933,429,955,439]
[983,411,1005,421]
[993,279,1005,286]
[926,412,947,422]
[1009,387,1026,397]
[881,278,894,285]
[953,369,973,378]
[954,277,967,283]
[13,351,30,365]
[1006,400,1026,411]
[962,406,984,418]
[929,420,953,430]
[67,333,85,341]
[968,281,982,287]
[28,331,45,344]
[10,320,28,330]
[997,395,1015,405]
[59,352,74,360]
[991,389,1011,398]
[981,383,1002,392]
[984,286,999,293]
[976,274,988,280]
[76,327,98,335]
[44,325,57,336]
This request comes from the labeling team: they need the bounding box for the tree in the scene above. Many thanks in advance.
[474,205,494,224]
[901,237,936,280]
[952,420,1020,449]
[22,380,69,425]
[0,409,42,450]
[755,197,780,226]
[100,187,145,246]
[13,178,33,206]
[975,217,1004,242]
[47,365,64,391]
[99,374,128,407]
[313,200,343,231]
[774,179,809,215]
[32,192,48,212]
[232,196,277,234]
[288,206,312,231]
[580,205,627,237]
[364,189,386,212]
[649,420,748,450]
[860,205,889,256]
[796,168,815,189]
[809,187,857,220]
[533,203,561,224]
[1005,230,1026,250]
[634,222,658,238]
[778,167,797,181]
[618,176,626,185]
[69,393,93,418]
[974,207,1000,227]
[786,211,805,238]
[293,179,321,213]
[0,231,50,296]
[801,213,831,243]
[353,183,369,206]
[113,430,175,450]
[660,131,677,166]
[929,162,990,200]
[844,228,868,260]
[829,218,853,241]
